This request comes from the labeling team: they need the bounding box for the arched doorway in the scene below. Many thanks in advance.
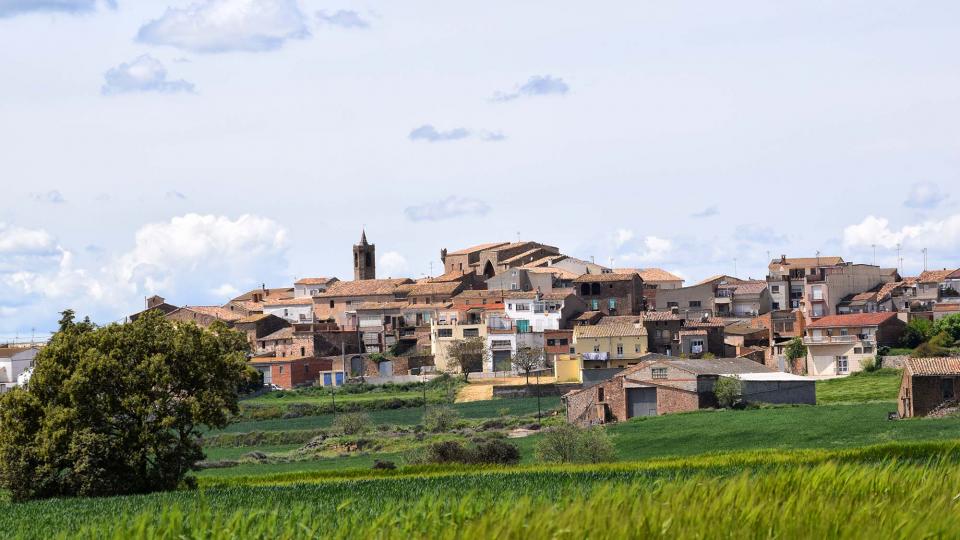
[483,261,496,279]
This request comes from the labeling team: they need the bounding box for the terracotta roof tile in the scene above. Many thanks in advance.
[179,306,244,321]
[807,312,899,328]
[678,329,708,336]
[575,323,647,338]
[229,288,294,303]
[295,277,337,286]
[260,327,294,341]
[919,269,957,283]
[573,273,637,283]
[446,242,510,256]
[904,357,960,376]
[264,297,314,306]
[315,278,414,298]
[768,257,844,270]
[616,268,684,283]
[406,282,463,296]
[427,269,476,283]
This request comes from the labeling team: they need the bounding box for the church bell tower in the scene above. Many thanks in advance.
[353,229,376,280]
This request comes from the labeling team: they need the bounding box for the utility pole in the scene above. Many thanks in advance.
[896,243,902,274]
[422,367,427,421]
[922,248,928,272]
[535,366,542,423]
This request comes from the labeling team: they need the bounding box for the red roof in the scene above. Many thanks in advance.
[905,357,960,376]
[807,312,899,328]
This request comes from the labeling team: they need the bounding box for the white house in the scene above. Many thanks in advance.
[263,297,315,323]
[294,277,339,299]
[0,346,40,393]
[502,291,585,332]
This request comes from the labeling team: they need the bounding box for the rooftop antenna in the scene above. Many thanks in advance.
[816,250,821,267]
[896,243,902,273]
[871,244,876,266]
[429,261,434,277]
[922,248,928,272]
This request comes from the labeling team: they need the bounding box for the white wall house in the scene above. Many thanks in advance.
[264,298,315,323]
[0,347,39,393]
[294,277,338,299]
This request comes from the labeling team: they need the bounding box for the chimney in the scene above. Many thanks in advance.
[780,254,787,263]
[670,306,679,315]
[262,283,268,296]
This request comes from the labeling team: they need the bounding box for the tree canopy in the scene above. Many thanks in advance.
[445,337,489,376]
[0,310,253,501]
[511,346,546,385]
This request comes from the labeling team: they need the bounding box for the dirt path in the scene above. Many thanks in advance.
[455,375,559,403]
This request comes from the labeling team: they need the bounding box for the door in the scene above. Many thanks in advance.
[335,372,344,385]
[323,373,332,386]
[493,350,512,372]
[379,361,393,377]
[627,388,657,418]
[350,356,364,377]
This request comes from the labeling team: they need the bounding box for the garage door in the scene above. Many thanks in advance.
[627,388,657,418]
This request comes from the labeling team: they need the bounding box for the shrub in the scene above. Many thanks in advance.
[419,439,521,465]
[332,412,372,435]
[933,314,960,342]
[860,356,880,373]
[912,331,953,358]
[371,460,396,470]
[901,318,934,348]
[424,406,460,432]
[714,376,742,408]
[473,438,521,465]
[535,423,615,464]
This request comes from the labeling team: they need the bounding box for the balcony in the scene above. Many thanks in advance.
[803,335,874,345]
[581,352,609,361]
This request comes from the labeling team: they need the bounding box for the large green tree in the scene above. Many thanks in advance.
[901,318,935,348]
[0,310,252,501]
[933,314,960,343]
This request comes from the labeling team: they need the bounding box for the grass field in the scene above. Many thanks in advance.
[3,442,959,539]
[815,368,902,404]
[215,395,562,434]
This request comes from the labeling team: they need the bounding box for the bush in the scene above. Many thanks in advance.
[332,412,372,435]
[473,438,521,465]
[535,423,615,464]
[901,318,934,348]
[714,376,742,408]
[424,406,460,432]
[860,356,880,373]
[371,460,396,470]
[417,439,521,465]
[933,314,960,342]
[912,331,953,358]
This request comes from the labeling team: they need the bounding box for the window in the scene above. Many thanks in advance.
[516,303,531,312]
[942,378,955,400]
[854,347,863,354]
[547,339,557,346]
[304,364,309,373]
[559,338,569,346]
[570,347,576,354]
[635,344,641,353]
[438,329,453,338]
[463,328,480,338]
[300,346,306,356]
[597,387,605,401]
[283,309,289,317]
[863,345,874,354]
[836,356,849,374]
[517,320,530,333]
[772,302,780,310]
[279,365,284,374]
[652,367,667,379]
[616,344,624,356]
[812,304,825,317]
[667,302,679,308]
[608,299,617,310]
[771,285,780,293]
[593,344,600,352]
[491,340,511,348]
[591,300,599,310]
[689,301,702,308]
[329,300,335,308]
[812,286,824,301]
[511,283,519,290]
[507,304,513,310]
[840,328,849,336]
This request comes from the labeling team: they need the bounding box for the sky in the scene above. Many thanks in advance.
[2,0,960,338]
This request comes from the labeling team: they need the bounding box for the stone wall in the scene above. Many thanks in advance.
[881,355,908,369]
[493,383,582,399]
[656,385,700,414]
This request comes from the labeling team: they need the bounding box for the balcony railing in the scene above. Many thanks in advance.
[803,335,874,345]
[582,352,609,361]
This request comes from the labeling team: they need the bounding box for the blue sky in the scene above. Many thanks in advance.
[2,0,960,337]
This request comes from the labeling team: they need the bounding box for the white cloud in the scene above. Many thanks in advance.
[316,9,369,28]
[0,0,113,18]
[690,205,719,218]
[492,75,570,102]
[114,214,288,297]
[620,236,673,263]
[843,214,960,250]
[102,55,195,96]
[136,0,310,53]
[31,190,65,204]
[0,223,58,256]
[904,181,947,210]
[378,251,407,277]
[614,229,634,248]
[404,196,491,222]
[211,283,240,297]
[408,125,470,143]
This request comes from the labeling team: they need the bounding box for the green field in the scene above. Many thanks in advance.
[7,370,960,538]
[3,442,960,539]
[815,368,902,404]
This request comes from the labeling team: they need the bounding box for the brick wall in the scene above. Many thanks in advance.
[270,357,334,389]
[656,386,700,414]
[902,375,960,417]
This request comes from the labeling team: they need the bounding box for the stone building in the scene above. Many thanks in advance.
[440,241,561,279]
[564,357,812,425]
[573,273,645,315]
[898,357,960,418]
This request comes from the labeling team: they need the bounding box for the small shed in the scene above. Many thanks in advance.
[898,357,960,418]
